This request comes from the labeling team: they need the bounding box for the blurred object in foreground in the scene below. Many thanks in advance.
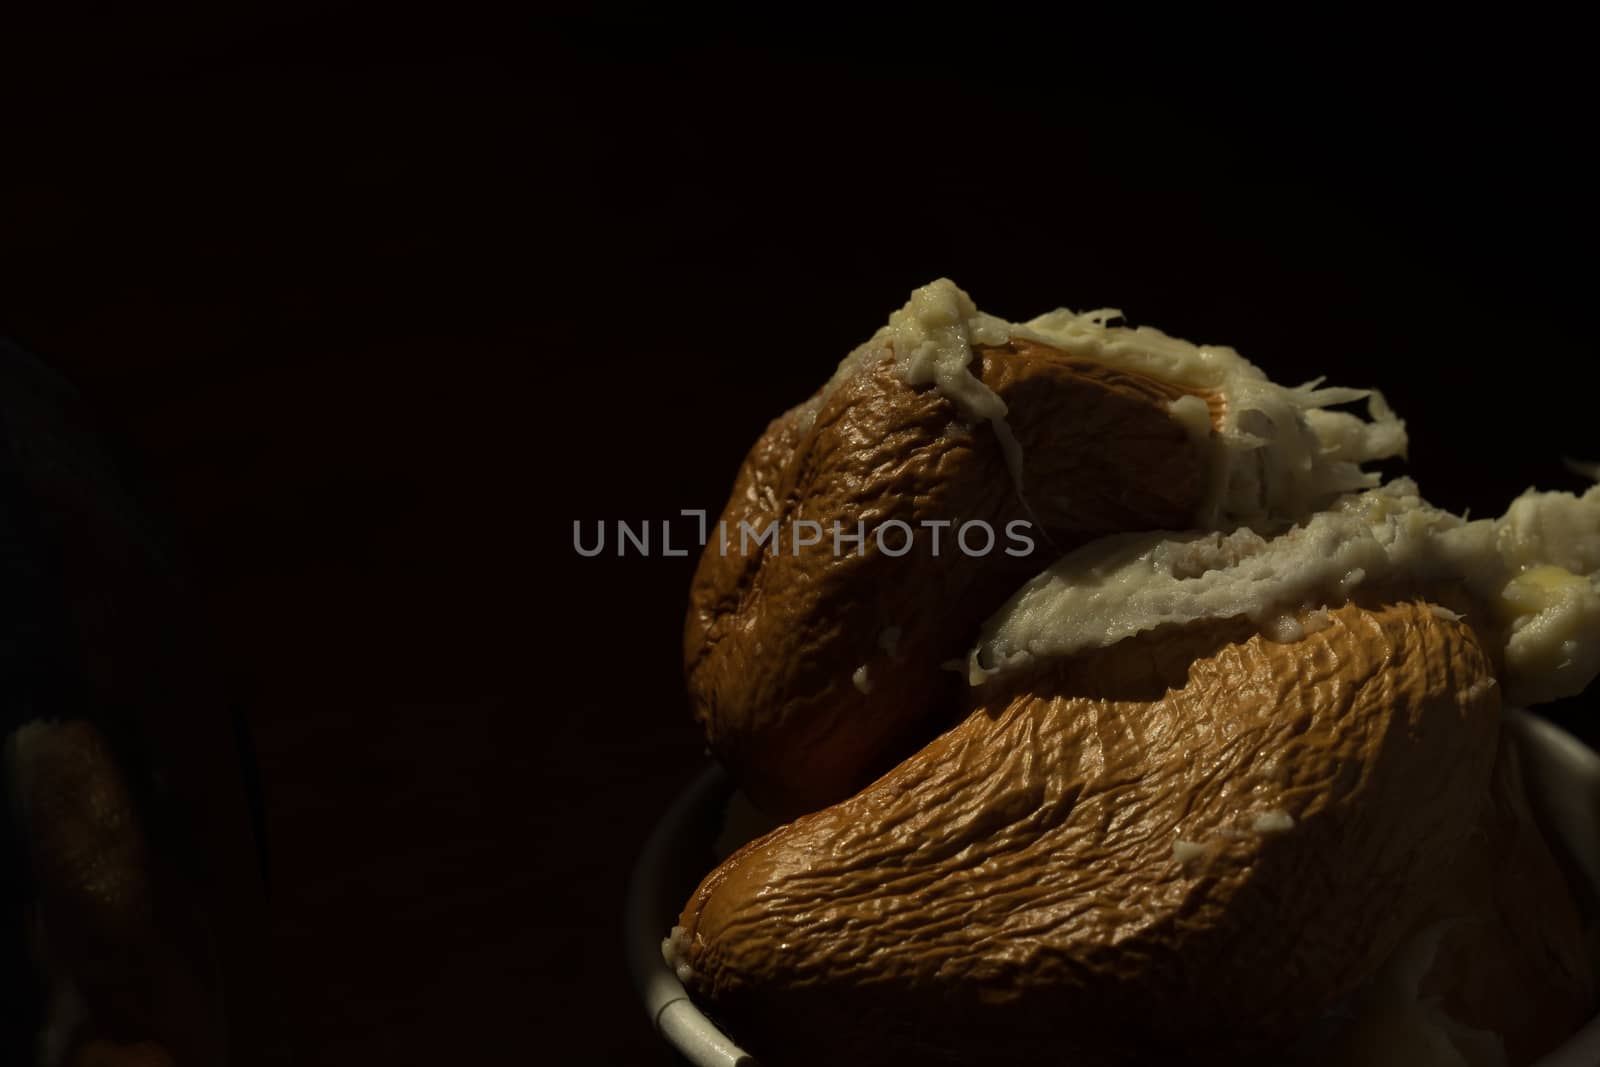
[0,337,283,1064]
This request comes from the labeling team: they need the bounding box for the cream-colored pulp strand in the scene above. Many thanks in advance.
[970,479,1600,708]
[805,278,1406,532]
[802,279,1600,707]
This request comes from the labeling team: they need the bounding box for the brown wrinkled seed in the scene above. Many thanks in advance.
[677,600,1510,1066]
[685,337,1215,816]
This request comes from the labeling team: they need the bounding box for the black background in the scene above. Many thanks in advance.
[1,12,1595,1063]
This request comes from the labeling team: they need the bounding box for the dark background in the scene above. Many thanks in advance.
[1,13,1595,1063]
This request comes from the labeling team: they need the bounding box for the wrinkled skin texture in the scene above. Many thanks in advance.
[677,600,1506,1066]
[685,338,1213,816]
